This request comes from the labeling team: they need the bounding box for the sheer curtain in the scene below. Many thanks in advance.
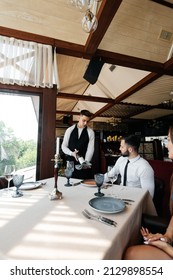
[0,35,59,88]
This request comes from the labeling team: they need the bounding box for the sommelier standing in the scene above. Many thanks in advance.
[61,110,95,179]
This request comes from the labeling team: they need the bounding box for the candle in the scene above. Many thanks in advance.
[56,137,60,155]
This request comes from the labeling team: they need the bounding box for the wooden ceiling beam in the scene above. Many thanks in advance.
[1,26,168,75]
[164,57,173,73]
[114,73,162,102]
[56,110,79,116]
[57,92,114,104]
[96,50,164,73]
[55,41,86,58]
[91,72,162,119]
[151,0,173,9]
[84,0,123,54]
[0,26,55,45]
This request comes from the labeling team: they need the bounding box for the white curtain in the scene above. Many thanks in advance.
[0,35,59,88]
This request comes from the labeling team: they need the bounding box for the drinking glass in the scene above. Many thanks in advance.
[64,168,73,186]
[12,174,24,198]
[107,165,117,197]
[66,161,74,172]
[4,165,15,196]
[94,173,104,197]
[107,165,117,186]
[64,161,74,186]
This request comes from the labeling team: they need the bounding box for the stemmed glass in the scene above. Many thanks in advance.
[94,173,104,197]
[107,165,117,187]
[4,165,15,196]
[107,165,117,197]
[66,161,74,171]
[12,174,24,198]
[64,168,73,186]
[64,161,74,187]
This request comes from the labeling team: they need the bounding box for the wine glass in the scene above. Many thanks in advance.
[12,174,24,198]
[94,173,104,197]
[107,165,117,186]
[107,165,117,197]
[4,165,15,196]
[66,161,74,172]
[64,168,73,186]
[64,161,74,186]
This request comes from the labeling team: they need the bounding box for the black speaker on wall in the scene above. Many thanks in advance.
[83,57,104,84]
[63,115,72,125]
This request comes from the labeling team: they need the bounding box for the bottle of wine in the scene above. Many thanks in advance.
[76,154,86,165]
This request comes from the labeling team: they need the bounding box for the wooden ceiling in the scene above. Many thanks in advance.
[0,0,173,127]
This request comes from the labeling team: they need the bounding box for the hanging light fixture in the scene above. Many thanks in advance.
[68,0,101,8]
[76,0,93,12]
[68,0,101,33]
[67,0,93,10]
[82,9,98,33]
[81,0,98,33]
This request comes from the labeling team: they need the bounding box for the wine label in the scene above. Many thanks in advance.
[78,157,85,164]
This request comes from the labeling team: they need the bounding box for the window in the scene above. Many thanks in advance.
[0,35,57,180]
[0,92,39,181]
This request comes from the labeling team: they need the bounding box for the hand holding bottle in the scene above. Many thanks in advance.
[72,149,92,170]
[74,149,86,164]
[71,149,79,161]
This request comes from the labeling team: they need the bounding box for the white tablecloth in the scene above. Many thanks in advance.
[0,177,156,260]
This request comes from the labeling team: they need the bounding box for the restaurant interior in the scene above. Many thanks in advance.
[0,0,173,260]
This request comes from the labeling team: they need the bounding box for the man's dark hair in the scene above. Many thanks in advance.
[80,110,92,118]
[124,135,141,152]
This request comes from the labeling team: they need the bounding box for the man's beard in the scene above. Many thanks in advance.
[122,150,129,157]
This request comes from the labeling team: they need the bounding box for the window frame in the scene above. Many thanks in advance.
[0,83,56,180]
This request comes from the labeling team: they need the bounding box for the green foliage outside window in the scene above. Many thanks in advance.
[0,121,37,176]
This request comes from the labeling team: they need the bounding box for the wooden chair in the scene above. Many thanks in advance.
[0,176,13,189]
[142,177,171,234]
[153,177,165,217]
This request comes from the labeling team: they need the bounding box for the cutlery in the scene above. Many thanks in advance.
[40,181,47,185]
[72,180,84,186]
[82,209,117,227]
[102,184,112,189]
[115,197,134,203]
[121,201,131,205]
[37,181,47,186]
[109,197,133,205]
[120,198,134,202]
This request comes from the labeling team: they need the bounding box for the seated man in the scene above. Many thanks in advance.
[104,135,155,198]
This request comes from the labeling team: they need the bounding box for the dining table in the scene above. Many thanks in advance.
[0,176,157,260]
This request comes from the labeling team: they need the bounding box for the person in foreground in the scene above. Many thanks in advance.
[104,135,155,198]
[123,126,173,260]
[61,109,95,179]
